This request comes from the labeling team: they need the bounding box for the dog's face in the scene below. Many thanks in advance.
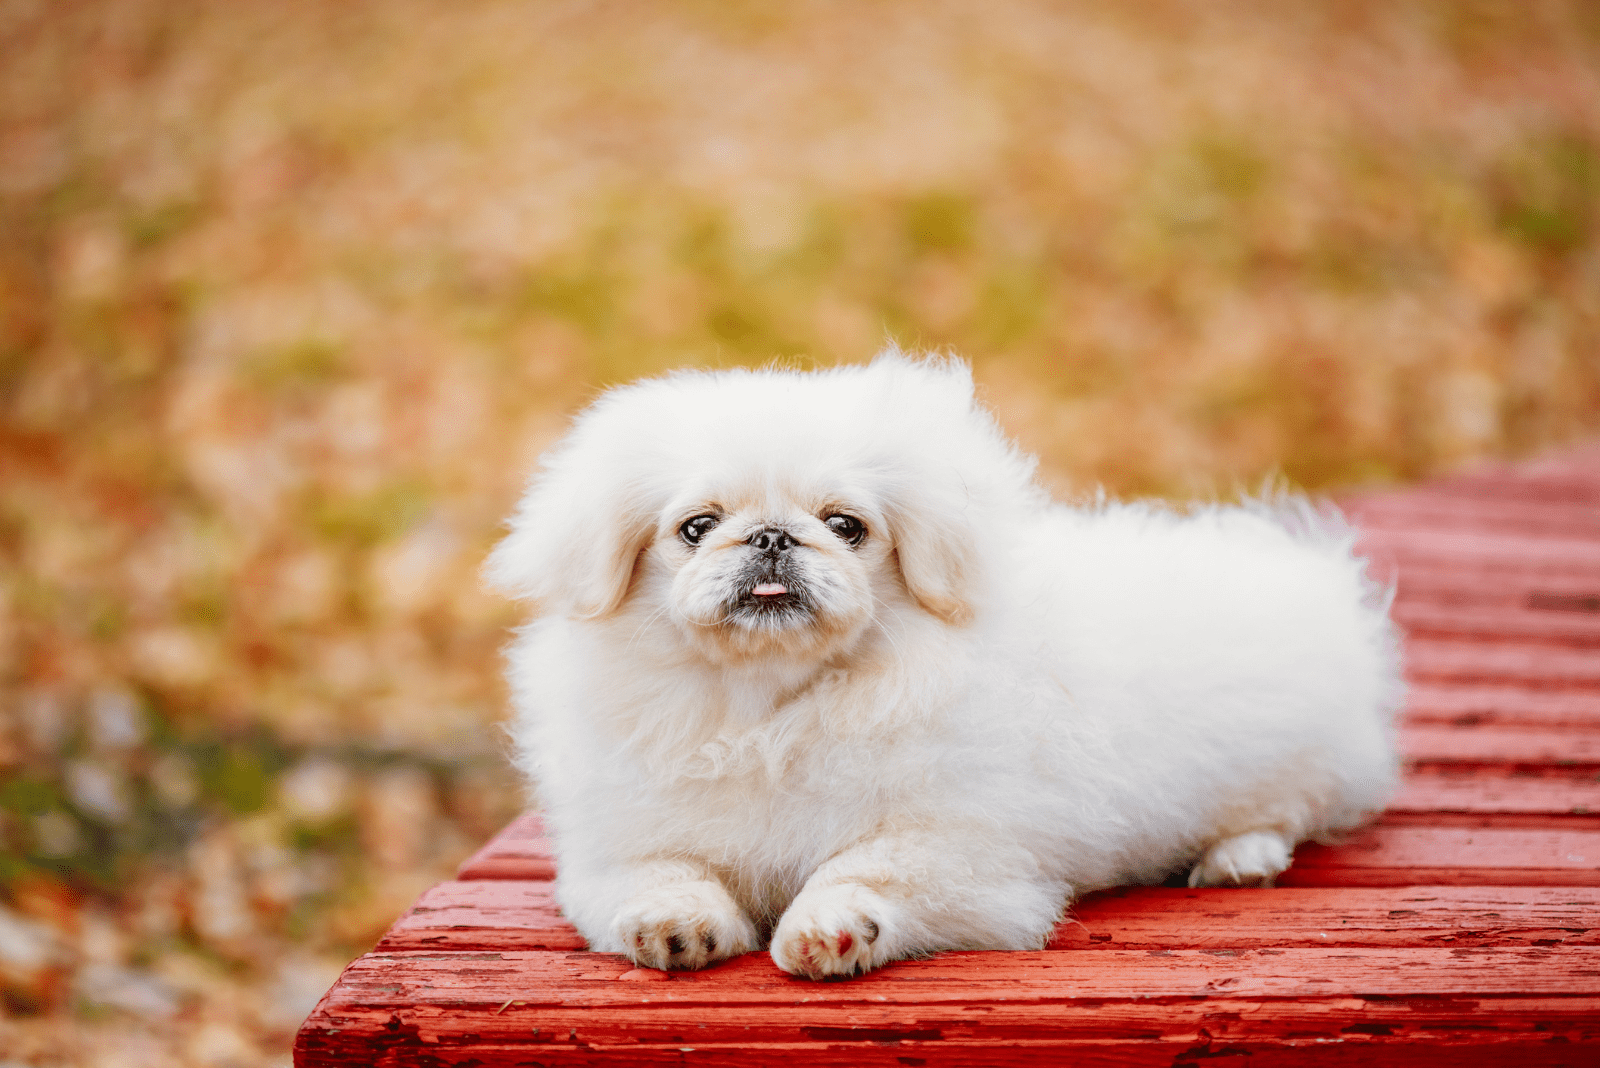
[488,354,1039,665]
[654,476,888,660]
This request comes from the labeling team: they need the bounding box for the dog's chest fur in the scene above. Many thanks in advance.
[519,614,980,889]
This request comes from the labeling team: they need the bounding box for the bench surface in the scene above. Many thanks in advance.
[295,446,1600,1066]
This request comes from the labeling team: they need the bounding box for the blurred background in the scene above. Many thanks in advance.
[1,1,1597,1064]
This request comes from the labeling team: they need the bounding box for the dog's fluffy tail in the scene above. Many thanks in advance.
[1238,486,1397,615]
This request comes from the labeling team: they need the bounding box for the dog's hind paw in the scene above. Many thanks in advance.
[1188,829,1293,888]
[611,880,759,970]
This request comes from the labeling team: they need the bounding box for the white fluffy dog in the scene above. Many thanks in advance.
[488,352,1401,980]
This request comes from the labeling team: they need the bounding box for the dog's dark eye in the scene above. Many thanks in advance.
[825,514,866,547]
[680,514,720,546]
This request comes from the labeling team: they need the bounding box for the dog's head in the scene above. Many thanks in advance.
[487,352,1039,662]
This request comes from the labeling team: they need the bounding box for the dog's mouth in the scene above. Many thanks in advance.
[723,565,815,627]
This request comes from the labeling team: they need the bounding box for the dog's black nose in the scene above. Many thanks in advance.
[748,528,795,554]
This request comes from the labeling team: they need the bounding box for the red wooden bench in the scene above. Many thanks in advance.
[296,446,1600,1065]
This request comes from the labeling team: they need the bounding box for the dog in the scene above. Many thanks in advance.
[487,351,1402,979]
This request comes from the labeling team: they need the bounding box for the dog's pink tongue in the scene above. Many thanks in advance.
[751,582,788,596]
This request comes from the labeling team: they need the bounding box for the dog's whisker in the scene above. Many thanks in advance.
[624,603,675,652]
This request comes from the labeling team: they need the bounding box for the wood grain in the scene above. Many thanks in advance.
[1381,564,1600,609]
[1342,492,1600,538]
[1358,528,1600,576]
[457,812,554,880]
[295,948,1600,1066]
[1403,683,1600,727]
[378,880,586,952]
[1390,766,1600,815]
[1056,885,1599,948]
[1280,826,1600,886]
[311,944,1600,1012]
[1402,639,1600,687]
[452,822,1600,886]
[1392,602,1600,647]
[1398,722,1600,765]
[376,881,1600,955]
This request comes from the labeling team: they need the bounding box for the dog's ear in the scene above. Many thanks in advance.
[485,441,656,619]
[887,488,978,626]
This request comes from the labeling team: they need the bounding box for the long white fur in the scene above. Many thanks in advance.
[488,351,1403,979]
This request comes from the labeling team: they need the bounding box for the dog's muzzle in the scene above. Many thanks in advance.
[726,529,812,623]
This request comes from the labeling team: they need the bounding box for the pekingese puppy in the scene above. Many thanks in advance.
[488,352,1401,979]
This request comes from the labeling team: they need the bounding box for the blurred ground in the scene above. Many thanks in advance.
[1,1,1597,1064]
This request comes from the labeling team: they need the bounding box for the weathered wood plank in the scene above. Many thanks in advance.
[297,993,1600,1067]
[295,946,1600,1068]
[1057,885,1598,948]
[1390,767,1600,815]
[1398,722,1600,765]
[310,944,1600,1008]
[454,819,1600,886]
[378,880,585,952]
[457,811,553,880]
[1402,638,1600,687]
[297,1036,1600,1068]
[1403,683,1600,726]
[1391,601,1600,646]
[1279,826,1600,886]
[1357,528,1600,576]
[1383,565,1600,609]
[1343,491,1600,539]
[378,880,1598,954]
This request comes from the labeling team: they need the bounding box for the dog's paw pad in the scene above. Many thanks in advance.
[770,888,885,980]
[612,882,758,970]
[1189,830,1293,888]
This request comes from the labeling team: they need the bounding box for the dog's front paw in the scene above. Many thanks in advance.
[612,881,759,970]
[770,884,887,980]
[1188,829,1293,888]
